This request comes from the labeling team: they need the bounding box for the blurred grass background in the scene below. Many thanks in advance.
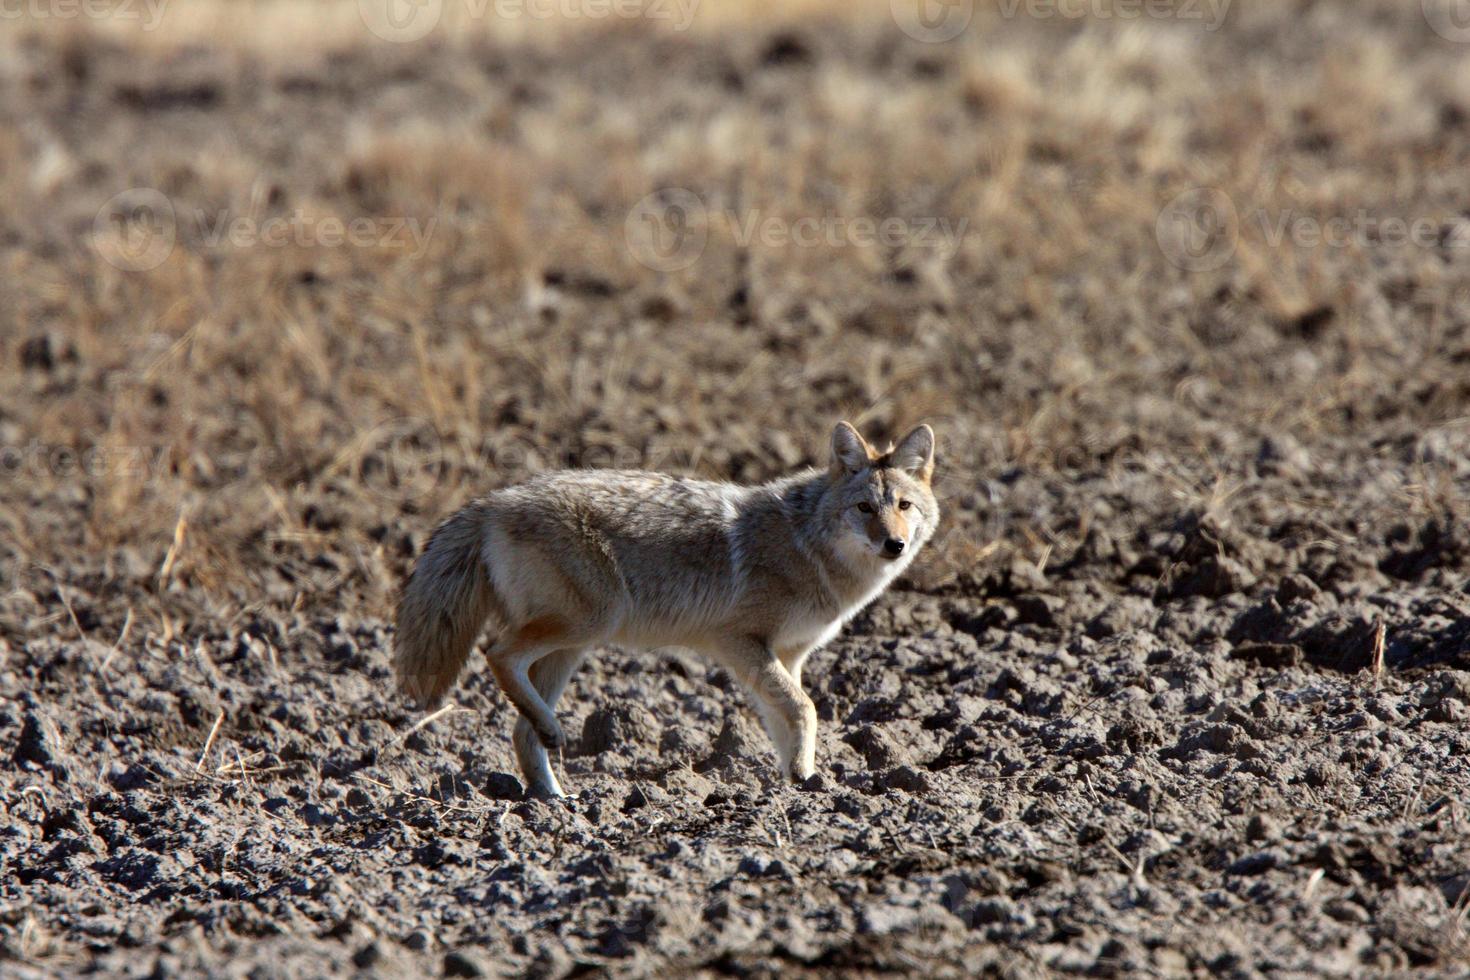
[1,0,1467,646]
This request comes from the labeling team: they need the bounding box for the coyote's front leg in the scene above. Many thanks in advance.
[712,637,817,782]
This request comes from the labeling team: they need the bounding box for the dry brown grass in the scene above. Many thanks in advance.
[35,0,874,53]
[1,0,1468,646]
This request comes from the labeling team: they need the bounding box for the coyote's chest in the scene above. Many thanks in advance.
[770,557,906,658]
[771,607,848,660]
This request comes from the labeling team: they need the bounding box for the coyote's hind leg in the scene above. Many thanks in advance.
[489,649,565,750]
[512,647,587,798]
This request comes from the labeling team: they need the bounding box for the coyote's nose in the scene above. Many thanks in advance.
[882,537,906,557]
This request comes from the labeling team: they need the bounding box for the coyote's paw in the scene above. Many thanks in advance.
[535,722,566,751]
[526,780,566,800]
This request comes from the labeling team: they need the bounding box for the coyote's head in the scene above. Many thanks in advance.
[825,421,939,566]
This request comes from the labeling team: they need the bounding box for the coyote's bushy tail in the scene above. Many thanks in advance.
[394,506,498,708]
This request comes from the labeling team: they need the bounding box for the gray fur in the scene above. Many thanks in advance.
[393,421,940,795]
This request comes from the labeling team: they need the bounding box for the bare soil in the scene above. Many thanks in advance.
[3,3,1470,976]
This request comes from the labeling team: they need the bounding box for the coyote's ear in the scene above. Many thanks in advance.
[891,424,935,483]
[831,421,872,474]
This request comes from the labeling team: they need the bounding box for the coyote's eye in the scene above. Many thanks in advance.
[857,502,874,514]
[898,500,912,511]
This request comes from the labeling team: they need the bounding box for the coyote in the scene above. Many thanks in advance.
[393,421,938,797]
